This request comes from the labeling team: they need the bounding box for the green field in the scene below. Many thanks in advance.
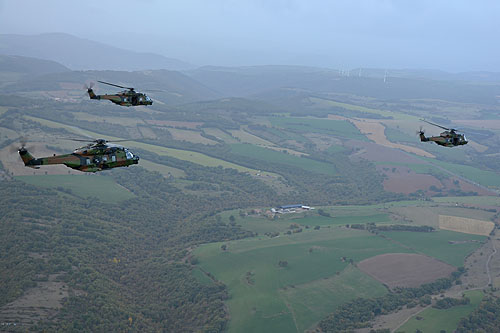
[195,205,487,332]
[203,128,239,143]
[139,159,186,178]
[230,143,336,175]
[326,144,345,154]
[15,174,135,203]
[374,161,449,178]
[266,127,310,143]
[432,196,500,206]
[281,265,387,332]
[309,97,415,120]
[269,116,367,141]
[380,230,485,267]
[229,129,276,146]
[423,157,500,189]
[221,210,391,235]
[399,290,484,333]
[191,268,215,286]
[385,126,415,143]
[194,228,411,333]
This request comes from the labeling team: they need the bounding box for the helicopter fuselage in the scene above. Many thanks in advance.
[419,131,468,147]
[88,88,152,107]
[418,119,468,147]
[19,144,139,172]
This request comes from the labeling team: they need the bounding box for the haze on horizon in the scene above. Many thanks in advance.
[1,0,499,72]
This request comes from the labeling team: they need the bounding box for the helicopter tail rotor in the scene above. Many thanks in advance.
[416,126,425,135]
[84,82,98,99]
[9,137,38,166]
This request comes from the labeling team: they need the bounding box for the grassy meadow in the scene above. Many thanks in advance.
[15,174,135,203]
[230,143,336,175]
[193,227,408,333]
[193,202,490,332]
[269,116,367,141]
[432,196,500,206]
[380,230,485,267]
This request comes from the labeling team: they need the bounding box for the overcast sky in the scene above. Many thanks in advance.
[1,0,499,71]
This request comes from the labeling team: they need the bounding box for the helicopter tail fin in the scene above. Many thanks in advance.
[87,88,99,100]
[419,132,429,142]
[19,148,40,168]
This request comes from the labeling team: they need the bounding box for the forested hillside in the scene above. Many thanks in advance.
[1,54,499,332]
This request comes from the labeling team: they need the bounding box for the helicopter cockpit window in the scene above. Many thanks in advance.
[86,158,91,165]
[125,150,134,160]
[145,96,152,101]
[103,156,108,162]
[111,155,116,162]
[123,97,128,102]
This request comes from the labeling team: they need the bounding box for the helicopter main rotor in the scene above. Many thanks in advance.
[62,138,133,147]
[420,119,457,133]
[97,80,135,91]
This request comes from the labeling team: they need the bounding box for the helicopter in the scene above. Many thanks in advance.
[86,80,153,106]
[18,138,139,172]
[418,119,468,147]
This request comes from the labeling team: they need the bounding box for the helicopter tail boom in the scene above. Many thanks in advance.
[19,148,40,168]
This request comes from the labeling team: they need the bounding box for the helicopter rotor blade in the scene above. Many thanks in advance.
[97,80,134,90]
[59,137,134,143]
[59,137,94,142]
[142,89,165,93]
[420,119,451,131]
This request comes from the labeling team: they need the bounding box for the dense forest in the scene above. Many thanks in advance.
[456,296,500,332]
[0,167,257,331]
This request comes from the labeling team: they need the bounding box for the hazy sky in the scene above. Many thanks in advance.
[1,0,499,71]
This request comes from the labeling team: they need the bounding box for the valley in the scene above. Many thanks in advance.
[1,52,500,332]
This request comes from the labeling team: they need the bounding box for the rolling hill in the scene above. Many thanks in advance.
[0,33,194,71]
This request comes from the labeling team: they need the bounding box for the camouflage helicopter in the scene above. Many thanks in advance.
[18,138,139,172]
[86,80,153,106]
[418,119,468,147]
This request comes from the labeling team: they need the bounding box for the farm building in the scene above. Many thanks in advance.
[272,204,313,214]
[278,204,311,210]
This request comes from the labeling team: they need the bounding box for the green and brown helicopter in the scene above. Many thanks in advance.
[18,138,139,172]
[86,80,153,106]
[418,119,468,147]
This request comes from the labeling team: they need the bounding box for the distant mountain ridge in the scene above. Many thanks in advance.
[351,68,500,83]
[187,65,500,105]
[0,33,194,71]
[0,54,70,75]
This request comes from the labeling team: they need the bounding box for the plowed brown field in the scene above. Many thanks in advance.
[358,253,455,288]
